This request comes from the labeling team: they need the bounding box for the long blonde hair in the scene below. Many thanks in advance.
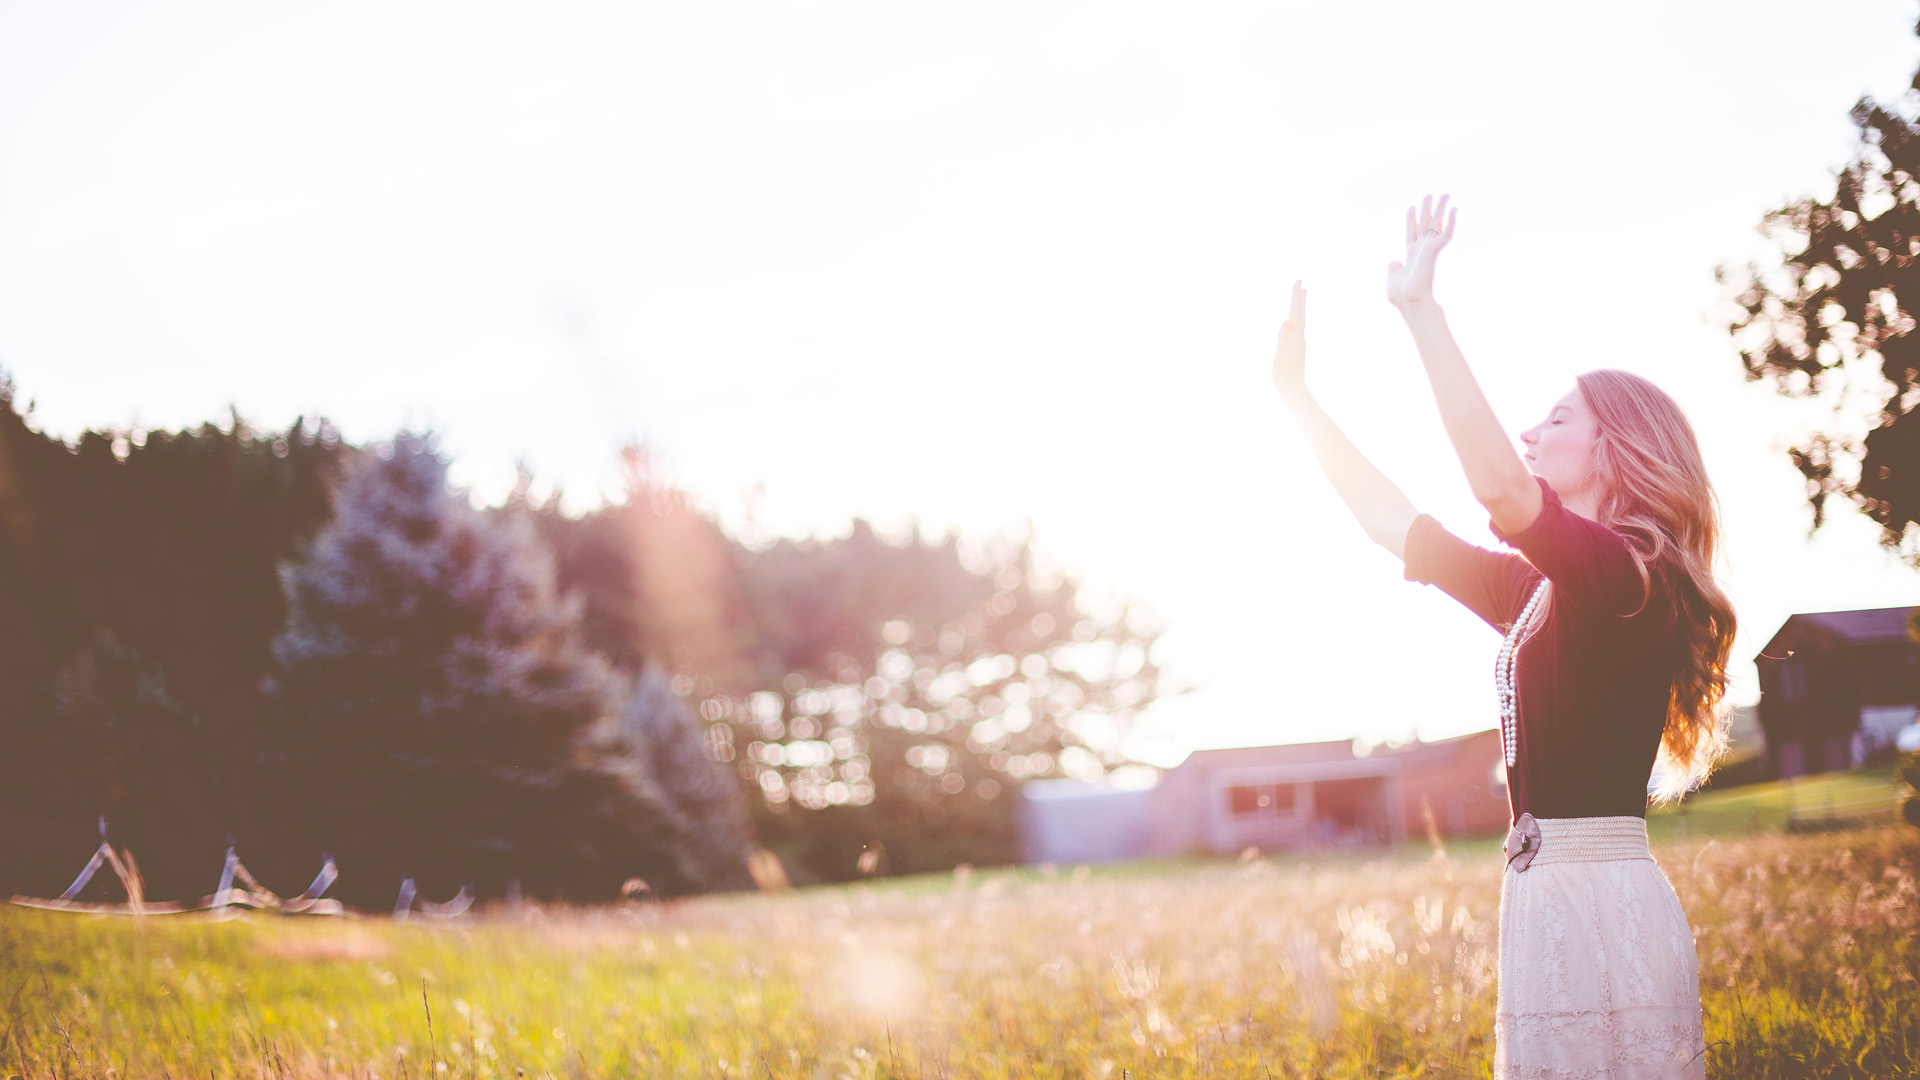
[1572,369,1737,802]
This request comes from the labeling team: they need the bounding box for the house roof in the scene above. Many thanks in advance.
[1757,606,1915,663]
[1021,779,1154,803]
[1167,729,1498,776]
[1176,739,1365,773]
[1374,728,1499,766]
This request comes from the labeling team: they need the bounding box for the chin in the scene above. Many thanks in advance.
[1531,466,1570,493]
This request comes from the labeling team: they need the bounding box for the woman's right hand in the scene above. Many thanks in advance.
[1271,279,1307,397]
[1386,194,1455,311]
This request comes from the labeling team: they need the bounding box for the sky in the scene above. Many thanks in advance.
[2,0,1918,767]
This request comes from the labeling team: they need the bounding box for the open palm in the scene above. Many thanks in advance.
[1386,194,1455,309]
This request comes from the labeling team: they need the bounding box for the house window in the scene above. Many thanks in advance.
[1229,783,1296,816]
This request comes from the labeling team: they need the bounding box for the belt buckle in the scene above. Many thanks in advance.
[1504,812,1541,873]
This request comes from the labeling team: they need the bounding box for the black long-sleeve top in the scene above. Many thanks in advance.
[1402,476,1683,821]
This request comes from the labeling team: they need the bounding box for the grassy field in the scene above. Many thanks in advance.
[1646,763,1905,845]
[3,799,1919,1079]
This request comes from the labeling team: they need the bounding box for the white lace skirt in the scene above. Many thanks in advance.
[1494,815,1706,1080]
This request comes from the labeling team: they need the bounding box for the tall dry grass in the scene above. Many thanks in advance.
[2,825,1915,1078]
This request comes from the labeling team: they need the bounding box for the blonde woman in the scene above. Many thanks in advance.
[1272,196,1734,1077]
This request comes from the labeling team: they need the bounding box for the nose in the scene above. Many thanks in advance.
[1519,425,1540,447]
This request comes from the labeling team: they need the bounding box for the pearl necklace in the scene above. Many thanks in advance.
[1496,580,1549,768]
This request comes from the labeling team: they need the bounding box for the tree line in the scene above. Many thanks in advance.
[0,378,1163,906]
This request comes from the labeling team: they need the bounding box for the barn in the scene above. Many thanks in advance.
[1754,606,1920,777]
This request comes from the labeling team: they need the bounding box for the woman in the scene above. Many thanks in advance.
[1271,196,1734,1078]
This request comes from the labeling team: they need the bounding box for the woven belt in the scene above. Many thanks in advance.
[1504,813,1651,872]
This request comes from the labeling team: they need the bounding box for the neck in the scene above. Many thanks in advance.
[1563,490,1601,522]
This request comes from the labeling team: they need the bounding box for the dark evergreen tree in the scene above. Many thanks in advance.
[0,365,1169,897]
[608,667,756,891]
[47,631,222,901]
[1724,20,1920,560]
[268,434,679,904]
[0,375,344,896]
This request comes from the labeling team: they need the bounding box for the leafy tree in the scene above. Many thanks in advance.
[267,434,681,904]
[0,366,1168,896]
[511,457,655,674]
[1724,32,1920,559]
[535,462,1168,884]
[721,522,1166,881]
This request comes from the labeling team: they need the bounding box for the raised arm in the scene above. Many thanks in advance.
[1385,196,1543,536]
[1272,281,1420,559]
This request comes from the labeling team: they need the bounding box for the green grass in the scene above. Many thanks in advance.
[1648,763,1903,845]
[3,819,1918,1078]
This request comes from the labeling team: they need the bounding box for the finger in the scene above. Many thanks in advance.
[1420,194,1432,233]
[1404,206,1416,245]
[1434,193,1450,231]
[1387,260,1404,275]
[1290,280,1305,326]
[1439,205,1457,245]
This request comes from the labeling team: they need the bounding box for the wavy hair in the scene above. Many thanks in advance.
[1566,369,1738,802]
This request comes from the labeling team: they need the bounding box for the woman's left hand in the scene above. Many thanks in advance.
[1271,280,1308,397]
[1386,194,1455,311]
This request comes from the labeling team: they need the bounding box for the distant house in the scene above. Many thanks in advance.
[1754,606,1920,777]
[1019,729,1509,865]
[1018,781,1156,865]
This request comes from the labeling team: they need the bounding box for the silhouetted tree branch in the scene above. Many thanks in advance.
[1723,25,1920,560]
